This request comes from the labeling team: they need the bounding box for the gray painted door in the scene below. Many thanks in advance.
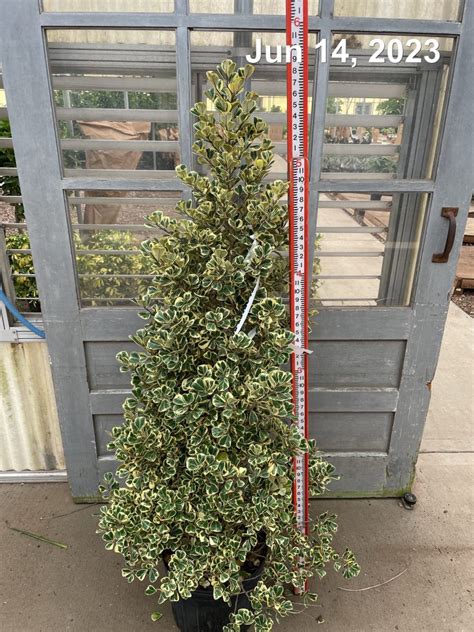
[0,1,472,499]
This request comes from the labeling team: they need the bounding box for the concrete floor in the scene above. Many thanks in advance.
[0,305,473,632]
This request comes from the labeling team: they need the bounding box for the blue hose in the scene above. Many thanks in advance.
[0,288,46,339]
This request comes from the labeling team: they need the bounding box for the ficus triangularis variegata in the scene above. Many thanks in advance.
[97,60,359,632]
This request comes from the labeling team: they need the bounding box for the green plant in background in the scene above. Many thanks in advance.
[376,98,406,138]
[2,119,36,309]
[74,230,147,304]
[4,232,40,312]
[54,88,178,170]
[54,89,177,112]
[376,97,405,116]
[0,119,24,222]
[5,230,147,310]
[326,96,342,114]
[322,154,398,174]
[97,61,359,631]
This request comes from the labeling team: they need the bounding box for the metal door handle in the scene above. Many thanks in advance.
[432,207,458,263]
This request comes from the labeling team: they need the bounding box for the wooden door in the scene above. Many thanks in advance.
[0,0,471,499]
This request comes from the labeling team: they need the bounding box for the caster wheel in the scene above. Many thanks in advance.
[401,492,417,510]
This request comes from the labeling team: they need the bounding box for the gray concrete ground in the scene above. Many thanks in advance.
[0,304,473,632]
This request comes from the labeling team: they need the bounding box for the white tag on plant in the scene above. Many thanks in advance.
[244,236,258,263]
[234,276,260,334]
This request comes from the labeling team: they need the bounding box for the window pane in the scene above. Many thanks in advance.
[189,1,319,14]
[189,1,283,14]
[0,82,41,315]
[42,0,174,12]
[321,33,454,180]
[67,190,181,307]
[333,0,460,20]
[190,30,316,179]
[314,192,429,306]
[46,30,178,178]
[2,225,40,314]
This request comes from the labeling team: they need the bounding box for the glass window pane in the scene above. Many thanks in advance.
[67,190,181,307]
[2,227,40,314]
[189,1,283,14]
[42,0,174,12]
[1,87,40,314]
[321,33,454,180]
[46,30,178,178]
[314,192,429,307]
[333,0,460,20]
[190,30,316,179]
[189,1,318,14]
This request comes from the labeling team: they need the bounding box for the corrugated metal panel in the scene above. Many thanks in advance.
[0,342,65,471]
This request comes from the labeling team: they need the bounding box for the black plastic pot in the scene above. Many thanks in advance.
[170,564,264,632]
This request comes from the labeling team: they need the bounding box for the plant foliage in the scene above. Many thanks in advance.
[0,119,24,222]
[73,230,146,303]
[5,230,146,310]
[4,232,39,311]
[97,61,359,631]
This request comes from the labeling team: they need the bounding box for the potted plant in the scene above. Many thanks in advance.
[98,60,359,632]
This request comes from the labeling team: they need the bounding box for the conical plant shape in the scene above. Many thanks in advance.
[98,60,359,631]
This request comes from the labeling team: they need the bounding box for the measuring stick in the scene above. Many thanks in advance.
[286,0,310,553]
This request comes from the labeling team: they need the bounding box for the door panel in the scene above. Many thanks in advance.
[307,16,471,496]
[309,341,405,387]
[84,341,135,389]
[309,412,394,452]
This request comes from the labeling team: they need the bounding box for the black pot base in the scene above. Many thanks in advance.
[171,571,261,632]
[171,593,251,632]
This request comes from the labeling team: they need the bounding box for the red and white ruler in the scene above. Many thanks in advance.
[286,0,309,542]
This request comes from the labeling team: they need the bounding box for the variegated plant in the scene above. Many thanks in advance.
[98,60,359,632]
